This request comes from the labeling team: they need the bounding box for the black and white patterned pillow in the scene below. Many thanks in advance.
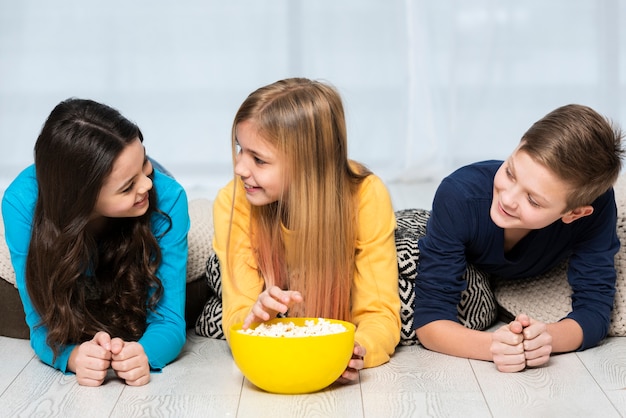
[394,209,426,345]
[394,209,497,346]
[194,254,225,339]
[195,209,498,345]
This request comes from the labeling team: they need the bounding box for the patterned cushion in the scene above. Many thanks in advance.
[394,209,424,344]
[195,209,499,345]
[195,253,225,339]
[394,209,497,345]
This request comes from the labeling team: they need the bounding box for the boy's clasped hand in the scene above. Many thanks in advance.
[491,314,553,373]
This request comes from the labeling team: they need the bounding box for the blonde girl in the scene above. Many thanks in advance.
[213,78,401,381]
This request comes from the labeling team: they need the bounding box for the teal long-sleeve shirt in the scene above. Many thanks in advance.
[2,165,189,373]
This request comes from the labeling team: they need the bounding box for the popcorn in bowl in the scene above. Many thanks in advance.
[237,317,347,337]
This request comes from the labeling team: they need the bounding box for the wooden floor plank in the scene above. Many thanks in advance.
[110,335,242,417]
[360,345,491,417]
[237,378,363,418]
[0,357,125,417]
[577,337,626,416]
[0,337,34,395]
[471,348,622,418]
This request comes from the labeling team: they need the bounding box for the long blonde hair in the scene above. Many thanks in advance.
[230,78,370,321]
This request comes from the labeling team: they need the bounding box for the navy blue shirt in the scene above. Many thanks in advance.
[414,160,619,350]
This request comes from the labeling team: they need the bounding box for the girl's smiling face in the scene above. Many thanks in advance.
[490,147,573,231]
[234,120,288,206]
[92,138,153,220]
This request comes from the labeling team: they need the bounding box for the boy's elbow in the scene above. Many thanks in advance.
[415,322,439,350]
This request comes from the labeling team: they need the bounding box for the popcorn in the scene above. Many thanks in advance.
[238,318,347,337]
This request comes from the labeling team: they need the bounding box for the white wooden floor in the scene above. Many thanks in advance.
[0,330,625,418]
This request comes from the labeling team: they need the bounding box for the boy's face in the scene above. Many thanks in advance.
[490,148,575,231]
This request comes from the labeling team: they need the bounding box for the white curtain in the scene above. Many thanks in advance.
[0,0,623,199]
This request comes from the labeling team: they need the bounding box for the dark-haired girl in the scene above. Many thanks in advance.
[2,98,189,386]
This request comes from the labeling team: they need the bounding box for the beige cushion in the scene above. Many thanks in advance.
[0,219,16,286]
[493,175,626,337]
[186,198,214,282]
[0,198,214,287]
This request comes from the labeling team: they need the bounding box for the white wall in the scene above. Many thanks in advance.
[1,0,623,200]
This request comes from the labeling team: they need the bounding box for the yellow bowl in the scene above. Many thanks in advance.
[229,317,355,394]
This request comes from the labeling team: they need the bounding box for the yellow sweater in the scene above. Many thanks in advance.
[213,174,401,368]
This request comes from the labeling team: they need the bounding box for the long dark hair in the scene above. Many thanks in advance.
[26,98,165,358]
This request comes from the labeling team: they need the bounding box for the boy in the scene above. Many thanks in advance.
[414,104,624,372]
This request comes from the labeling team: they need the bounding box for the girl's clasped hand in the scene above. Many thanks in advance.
[69,331,150,387]
[490,313,553,373]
